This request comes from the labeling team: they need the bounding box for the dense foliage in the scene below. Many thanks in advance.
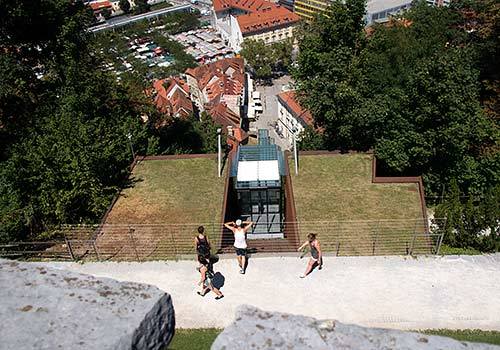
[0,0,214,242]
[240,38,293,80]
[294,0,499,251]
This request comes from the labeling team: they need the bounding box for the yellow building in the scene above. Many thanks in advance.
[293,0,331,21]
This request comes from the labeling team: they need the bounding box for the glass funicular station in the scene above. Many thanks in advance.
[230,130,287,238]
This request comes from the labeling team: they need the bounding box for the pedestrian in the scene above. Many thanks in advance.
[197,255,224,300]
[224,219,253,274]
[194,226,211,271]
[194,225,211,260]
[297,233,322,278]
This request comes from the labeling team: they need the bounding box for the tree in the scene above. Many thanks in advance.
[293,0,499,251]
[101,7,112,19]
[119,0,131,13]
[298,126,325,151]
[0,0,149,242]
[133,0,151,15]
[240,39,274,80]
[293,0,367,150]
[241,38,295,80]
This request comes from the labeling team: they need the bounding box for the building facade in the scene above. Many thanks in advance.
[277,90,313,145]
[366,0,450,25]
[293,0,331,21]
[213,0,300,52]
[294,0,450,24]
[230,129,286,237]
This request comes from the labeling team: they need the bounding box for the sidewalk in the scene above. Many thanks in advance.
[48,254,500,330]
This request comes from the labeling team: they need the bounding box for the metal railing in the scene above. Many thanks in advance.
[0,218,446,261]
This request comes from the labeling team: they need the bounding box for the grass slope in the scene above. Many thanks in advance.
[107,158,225,224]
[421,329,500,346]
[165,328,500,349]
[168,329,221,350]
[290,154,426,255]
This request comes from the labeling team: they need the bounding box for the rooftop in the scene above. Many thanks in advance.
[237,6,300,34]
[185,57,245,97]
[231,130,286,189]
[153,77,193,120]
[89,0,112,10]
[213,0,300,35]
[277,90,313,127]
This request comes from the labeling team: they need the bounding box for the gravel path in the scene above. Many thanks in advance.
[48,254,500,330]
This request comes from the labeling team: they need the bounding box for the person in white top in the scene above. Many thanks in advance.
[224,219,253,274]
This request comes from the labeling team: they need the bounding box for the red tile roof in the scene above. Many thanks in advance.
[153,77,193,120]
[213,0,270,13]
[237,6,300,35]
[213,0,300,35]
[89,1,112,11]
[186,57,245,104]
[207,103,240,129]
[277,90,313,126]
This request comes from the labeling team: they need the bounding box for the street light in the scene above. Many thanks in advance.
[127,132,135,161]
[292,126,298,175]
[217,128,222,177]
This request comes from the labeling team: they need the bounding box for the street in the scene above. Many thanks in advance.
[251,75,293,151]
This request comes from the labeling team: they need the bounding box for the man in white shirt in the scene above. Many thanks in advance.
[224,219,253,274]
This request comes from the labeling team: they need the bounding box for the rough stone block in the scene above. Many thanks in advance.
[212,305,500,350]
[0,259,175,350]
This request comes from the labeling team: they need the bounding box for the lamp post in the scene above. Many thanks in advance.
[127,132,135,161]
[217,128,222,177]
[292,127,298,175]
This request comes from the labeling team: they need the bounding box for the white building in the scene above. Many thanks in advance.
[277,90,314,146]
[213,0,300,52]
[366,0,450,24]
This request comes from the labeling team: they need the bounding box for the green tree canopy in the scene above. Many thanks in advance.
[293,0,499,251]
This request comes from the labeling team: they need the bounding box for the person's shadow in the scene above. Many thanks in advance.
[211,272,225,289]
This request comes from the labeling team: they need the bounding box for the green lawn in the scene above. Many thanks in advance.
[290,154,422,221]
[165,328,500,349]
[168,329,221,350]
[107,158,225,224]
[290,154,427,255]
[96,158,226,260]
[421,329,500,345]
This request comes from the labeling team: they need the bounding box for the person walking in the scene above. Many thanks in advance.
[297,233,322,278]
[195,226,211,257]
[197,255,224,300]
[224,219,253,274]
[194,225,211,270]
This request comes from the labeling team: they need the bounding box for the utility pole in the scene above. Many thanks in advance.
[127,133,135,161]
[217,128,222,177]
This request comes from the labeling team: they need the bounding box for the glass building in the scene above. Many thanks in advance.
[230,130,287,238]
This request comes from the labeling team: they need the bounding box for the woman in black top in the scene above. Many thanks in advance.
[194,225,211,259]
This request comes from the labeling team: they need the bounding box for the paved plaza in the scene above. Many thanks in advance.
[48,254,500,330]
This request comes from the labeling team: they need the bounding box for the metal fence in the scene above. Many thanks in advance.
[0,218,446,261]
